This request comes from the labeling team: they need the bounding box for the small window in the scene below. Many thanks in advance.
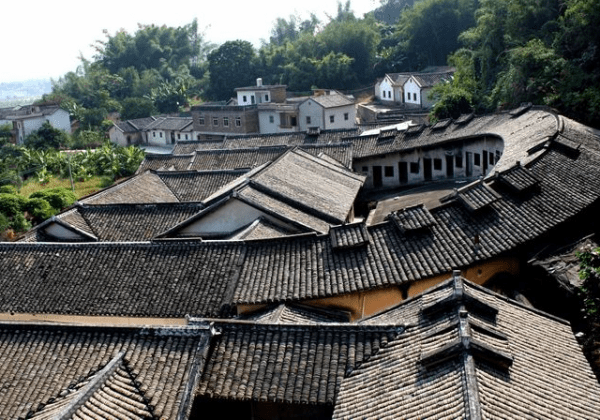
[455,155,463,168]
[269,115,274,123]
[362,166,368,172]
[213,118,219,126]
[153,132,156,137]
[344,113,349,121]
[489,152,494,164]
[330,115,335,123]
[159,132,163,138]
[291,116,297,126]
[384,166,394,177]
[474,153,481,166]
[265,94,269,102]
[236,117,241,127]
[306,116,311,124]
[433,158,442,171]
[406,92,410,101]
[177,133,181,139]
[223,117,229,127]
[185,134,189,139]
[243,95,247,102]
[410,162,419,174]
[413,93,417,101]
[199,117,205,125]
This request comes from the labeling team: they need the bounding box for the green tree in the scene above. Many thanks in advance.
[206,40,258,100]
[24,122,69,150]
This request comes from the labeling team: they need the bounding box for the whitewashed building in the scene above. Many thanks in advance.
[0,105,70,144]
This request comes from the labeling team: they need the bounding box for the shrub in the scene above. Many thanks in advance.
[29,187,77,212]
[0,212,10,232]
[0,185,17,194]
[25,197,56,222]
[10,213,31,232]
[0,193,27,218]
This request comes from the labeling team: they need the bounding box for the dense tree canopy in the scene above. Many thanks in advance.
[42,0,600,129]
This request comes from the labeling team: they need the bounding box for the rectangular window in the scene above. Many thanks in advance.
[185,134,188,139]
[153,132,156,137]
[160,132,163,138]
[265,94,269,102]
[362,166,368,172]
[177,133,181,139]
[213,118,219,126]
[455,155,463,168]
[269,115,274,123]
[489,152,494,164]
[410,162,419,174]
[344,113,349,121]
[406,92,410,101]
[223,117,229,126]
[235,117,241,127]
[199,117,205,125]
[306,116,311,124]
[384,166,394,177]
[413,93,417,101]
[474,153,481,166]
[330,115,335,123]
[291,116,297,126]
[433,158,442,171]
[243,95,247,102]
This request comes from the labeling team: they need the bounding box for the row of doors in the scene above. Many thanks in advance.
[372,154,479,188]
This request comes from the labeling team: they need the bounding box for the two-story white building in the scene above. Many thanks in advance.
[298,90,356,132]
[375,69,454,109]
[0,105,71,144]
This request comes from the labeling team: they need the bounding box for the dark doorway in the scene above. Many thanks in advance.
[373,166,383,187]
[399,161,408,185]
[466,152,473,177]
[446,155,454,178]
[423,158,432,181]
[483,150,488,174]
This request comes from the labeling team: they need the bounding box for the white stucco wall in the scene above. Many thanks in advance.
[404,78,421,106]
[258,111,297,134]
[323,105,356,130]
[356,137,504,189]
[378,78,394,102]
[179,199,295,237]
[298,99,324,131]
[45,223,86,240]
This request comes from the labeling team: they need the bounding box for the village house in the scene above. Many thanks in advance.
[374,68,455,109]
[3,106,600,418]
[0,104,71,144]
[108,116,156,146]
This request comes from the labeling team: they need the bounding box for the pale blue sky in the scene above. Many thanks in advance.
[2,0,379,84]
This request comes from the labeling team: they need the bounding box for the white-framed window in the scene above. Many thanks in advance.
[243,95,247,102]
[306,116,311,124]
[213,118,219,126]
[199,117,205,125]
[265,94,269,102]
[223,117,229,127]
[344,113,349,121]
[330,115,335,123]
[159,132,163,138]
[235,117,241,127]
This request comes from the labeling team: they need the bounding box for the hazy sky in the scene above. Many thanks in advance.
[1,0,379,84]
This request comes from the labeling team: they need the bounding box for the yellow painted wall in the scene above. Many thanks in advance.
[237,256,520,322]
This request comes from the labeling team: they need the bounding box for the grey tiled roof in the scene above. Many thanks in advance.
[308,93,355,108]
[188,146,288,171]
[238,303,350,324]
[333,277,600,419]
[0,241,244,318]
[83,171,179,204]
[145,116,193,131]
[172,139,224,154]
[411,71,454,87]
[137,153,194,172]
[226,217,298,240]
[195,322,400,405]
[157,169,250,202]
[0,323,209,420]
[114,116,156,133]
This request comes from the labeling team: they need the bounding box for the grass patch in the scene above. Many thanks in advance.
[17,176,111,199]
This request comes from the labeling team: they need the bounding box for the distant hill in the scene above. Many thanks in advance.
[0,79,52,105]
